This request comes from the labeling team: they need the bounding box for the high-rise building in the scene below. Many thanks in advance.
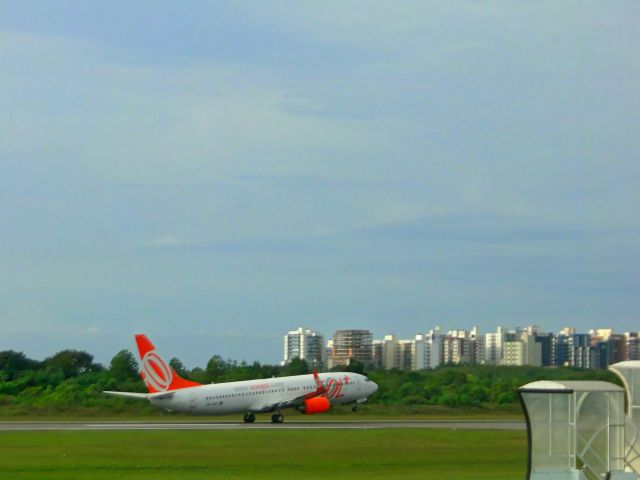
[553,332,570,366]
[371,339,384,369]
[413,333,441,370]
[282,327,325,367]
[570,334,592,368]
[425,327,443,365]
[373,332,442,371]
[380,334,399,370]
[397,340,414,371]
[469,326,483,364]
[589,333,625,369]
[328,329,373,369]
[502,334,542,367]
[442,329,477,365]
[534,331,554,367]
[625,332,640,361]
[483,326,507,365]
[553,329,590,367]
[589,328,614,342]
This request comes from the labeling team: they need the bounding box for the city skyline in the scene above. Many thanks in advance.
[4,320,639,369]
[2,2,638,368]
[284,324,640,371]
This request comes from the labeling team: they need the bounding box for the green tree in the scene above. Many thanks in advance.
[190,367,207,384]
[205,355,228,383]
[399,382,421,398]
[261,364,282,379]
[0,351,40,380]
[109,350,139,381]
[496,391,518,405]
[43,350,96,378]
[344,358,365,374]
[284,358,310,376]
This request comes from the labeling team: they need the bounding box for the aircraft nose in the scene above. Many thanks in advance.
[370,381,379,395]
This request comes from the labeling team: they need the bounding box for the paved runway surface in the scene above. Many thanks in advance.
[0,420,525,431]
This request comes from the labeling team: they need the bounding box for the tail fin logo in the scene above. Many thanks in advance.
[141,350,173,392]
[134,334,202,392]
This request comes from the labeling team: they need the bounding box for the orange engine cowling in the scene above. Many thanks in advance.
[301,396,330,415]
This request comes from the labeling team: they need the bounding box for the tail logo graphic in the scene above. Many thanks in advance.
[141,350,173,392]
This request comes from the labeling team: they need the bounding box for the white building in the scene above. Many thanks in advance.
[381,334,399,370]
[414,334,442,370]
[283,327,326,367]
[483,326,507,365]
[374,332,442,371]
[502,334,542,366]
[442,328,478,365]
[374,335,412,371]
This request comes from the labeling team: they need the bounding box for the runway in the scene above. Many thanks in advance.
[0,420,525,431]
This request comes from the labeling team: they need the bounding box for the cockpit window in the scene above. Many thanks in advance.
[364,378,370,382]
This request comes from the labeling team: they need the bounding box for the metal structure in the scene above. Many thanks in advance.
[609,361,640,475]
[519,380,626,479]
[518,361,640,479]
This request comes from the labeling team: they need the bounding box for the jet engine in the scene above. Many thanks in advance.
[298,396,330,415]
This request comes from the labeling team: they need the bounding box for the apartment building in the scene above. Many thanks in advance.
[327,329,373,369]
[283,327,326,367]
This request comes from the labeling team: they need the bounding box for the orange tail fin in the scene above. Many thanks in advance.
[135,334,202,393]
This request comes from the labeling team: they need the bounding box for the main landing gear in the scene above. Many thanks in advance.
[243,412,285,423]
[243,412,256,423]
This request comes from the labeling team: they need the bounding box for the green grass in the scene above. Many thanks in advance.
[0,429,527,479]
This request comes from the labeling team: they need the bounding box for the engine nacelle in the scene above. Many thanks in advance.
[299,396,330,415]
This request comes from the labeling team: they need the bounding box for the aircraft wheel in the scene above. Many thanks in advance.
[271,413,284,423]
[244,412,256,423]
[352,404,358,412]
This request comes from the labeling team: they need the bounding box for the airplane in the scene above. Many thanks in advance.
[104,334,378,423]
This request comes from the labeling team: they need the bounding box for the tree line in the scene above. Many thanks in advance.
[0,348,619,413]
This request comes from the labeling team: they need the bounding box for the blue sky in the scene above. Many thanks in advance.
[1,1,638,367]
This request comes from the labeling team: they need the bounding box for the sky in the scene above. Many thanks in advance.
[1,1,638,368]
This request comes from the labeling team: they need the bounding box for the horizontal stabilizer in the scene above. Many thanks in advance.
[103,391,150,400]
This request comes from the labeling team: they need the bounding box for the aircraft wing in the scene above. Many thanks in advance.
[250,370,327,413]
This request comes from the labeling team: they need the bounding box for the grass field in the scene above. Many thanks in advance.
[0,429,527,480]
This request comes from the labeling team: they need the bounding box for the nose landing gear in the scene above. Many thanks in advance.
[353,397,368,412]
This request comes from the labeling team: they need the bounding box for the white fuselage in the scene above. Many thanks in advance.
[150,372,377,415]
